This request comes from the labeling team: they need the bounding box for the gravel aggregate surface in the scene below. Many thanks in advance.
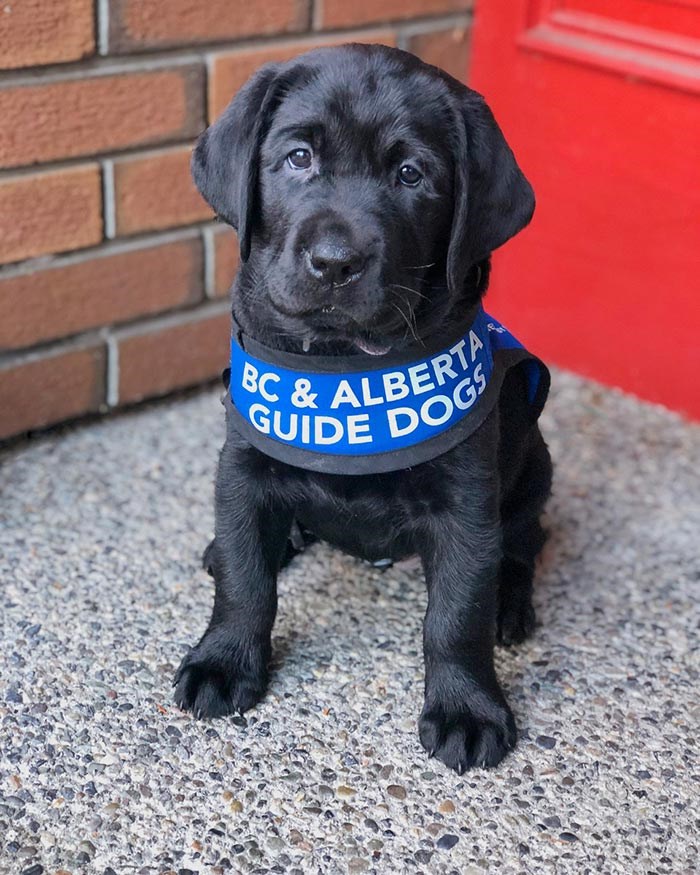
[1,369,698,874]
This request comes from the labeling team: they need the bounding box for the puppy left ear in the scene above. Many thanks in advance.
[447,87,535,296]
[191,63,282,261]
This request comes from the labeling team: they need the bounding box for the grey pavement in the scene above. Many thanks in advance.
[0,369,698,874]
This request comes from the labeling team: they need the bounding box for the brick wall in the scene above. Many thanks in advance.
[0,0,473,441]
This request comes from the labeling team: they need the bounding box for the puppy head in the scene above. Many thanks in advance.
[193,45,534,353]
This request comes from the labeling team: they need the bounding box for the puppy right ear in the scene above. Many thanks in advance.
[191,63,281,261]
[446,87,535,298]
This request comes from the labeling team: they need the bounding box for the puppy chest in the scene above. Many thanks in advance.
[289,471,453,561]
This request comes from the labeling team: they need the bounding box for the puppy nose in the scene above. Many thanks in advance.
[306,241,366,286]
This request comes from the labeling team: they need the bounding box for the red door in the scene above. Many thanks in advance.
[469,0,700,419]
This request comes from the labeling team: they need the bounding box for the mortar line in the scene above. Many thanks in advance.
[102,159,117,240]
[105,333,120,407]
[97,0,110,56]
[203,227,216,299]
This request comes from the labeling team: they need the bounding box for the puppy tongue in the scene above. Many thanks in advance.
[355,338,391,356]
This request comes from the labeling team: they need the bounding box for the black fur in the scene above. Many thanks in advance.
[176,44,552,773]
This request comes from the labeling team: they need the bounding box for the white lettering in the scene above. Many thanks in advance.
[453,377,477,410]
[474,362,486,393]
[450,339,468,371]
[432,352,457,386]
[469,329,484,362]
[347,414,372,444]
[360,377,384,406]
[387,407,420,438]
[314,416,344,445]
[421,395,453,427]
[331,380,361,409]
[249,403,270,433]
[408,362,435,395]
[242,362,259,393]
[248,345,489,449]
[272,410,298,440]
[383,371,410,402]
[258,372,280,402]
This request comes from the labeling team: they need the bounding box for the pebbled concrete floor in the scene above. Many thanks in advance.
[0,369,698,875]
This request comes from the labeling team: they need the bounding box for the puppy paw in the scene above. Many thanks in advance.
[173,645,266,719]
[497,595,536,647]
[419,700,516,772]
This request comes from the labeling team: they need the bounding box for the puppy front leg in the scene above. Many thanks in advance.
[418,502,516,772]
[174,444,292,719]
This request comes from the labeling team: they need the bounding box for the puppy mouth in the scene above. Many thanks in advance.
[271,300,395,356]
[315,308,392,355]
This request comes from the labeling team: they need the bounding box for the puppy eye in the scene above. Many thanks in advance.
[287,148,312,170]
[398,164,422,187]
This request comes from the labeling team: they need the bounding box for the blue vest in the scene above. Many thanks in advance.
[226,306,549,474]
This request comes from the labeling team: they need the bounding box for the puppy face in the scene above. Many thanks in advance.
[253,61,455,352]
[193,45,535,353]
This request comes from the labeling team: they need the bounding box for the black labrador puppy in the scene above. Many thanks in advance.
[175,44,552,773]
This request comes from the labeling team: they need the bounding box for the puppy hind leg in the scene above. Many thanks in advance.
[202,520,316,578]
[202,538,216,576]
[498,442,552,646]
[280,520,318,571]
[497,549,539,647]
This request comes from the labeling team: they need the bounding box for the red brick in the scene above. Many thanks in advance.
[0,0,94,70]
[318,0,469,29]
[117,311,230,403]
[0,344,105,439]
[0,238,203,351]
[409,23,471,82]
[113,147,211,236]
[212,226,239,297]
[109,0,309,52]
[209,31,396,120]
[0,66,204,169]
[0,166,102,265]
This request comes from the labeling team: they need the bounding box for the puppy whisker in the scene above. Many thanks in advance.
[390,301,422,346]
[403,262,436,271]
[389,283,431,303]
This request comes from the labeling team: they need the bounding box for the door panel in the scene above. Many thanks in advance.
[556,0,700,42]
[469,0,700,418]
